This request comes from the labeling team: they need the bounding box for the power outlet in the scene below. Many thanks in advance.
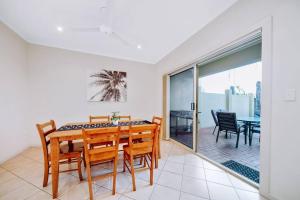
[285,89,296,102]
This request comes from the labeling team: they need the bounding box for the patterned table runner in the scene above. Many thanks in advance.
[57,120,152,131]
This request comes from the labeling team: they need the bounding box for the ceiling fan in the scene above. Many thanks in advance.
[69,0,132,46]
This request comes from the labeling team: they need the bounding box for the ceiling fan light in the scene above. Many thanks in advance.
[57,26,63,32]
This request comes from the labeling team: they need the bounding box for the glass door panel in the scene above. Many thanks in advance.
[169,68,195,148]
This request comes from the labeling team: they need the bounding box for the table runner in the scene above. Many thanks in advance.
[57,120,152,131]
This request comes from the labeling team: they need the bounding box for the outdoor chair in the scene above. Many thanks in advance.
[250,123,260,146]
[216,112,246,148]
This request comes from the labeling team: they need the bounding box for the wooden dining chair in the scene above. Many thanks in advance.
[36,120,83,187]
[152,116,163,168]
[116,115,131,121]
[123,124,158,191]
[89,115,110,123]
[82,127,120,200]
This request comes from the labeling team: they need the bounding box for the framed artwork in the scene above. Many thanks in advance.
[87,69,127,102]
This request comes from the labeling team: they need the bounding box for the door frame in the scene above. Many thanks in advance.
[164,16,273,198]
[166,65,198,152]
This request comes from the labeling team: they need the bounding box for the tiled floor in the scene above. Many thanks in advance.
[0,140,266,200]
[198,127,260,171]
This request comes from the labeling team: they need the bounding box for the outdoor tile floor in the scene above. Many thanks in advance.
[0,140,265,200]
[198,127,260,171]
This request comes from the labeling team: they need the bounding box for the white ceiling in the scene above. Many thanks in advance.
[0,0,237,64]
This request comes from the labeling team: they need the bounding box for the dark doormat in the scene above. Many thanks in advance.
[222,160,259,183]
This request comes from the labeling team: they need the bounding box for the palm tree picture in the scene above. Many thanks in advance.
[87,69,127,102]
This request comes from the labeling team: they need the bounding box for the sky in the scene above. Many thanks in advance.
[199,62,262,95]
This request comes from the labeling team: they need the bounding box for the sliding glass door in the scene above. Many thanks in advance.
[169,67,196,149]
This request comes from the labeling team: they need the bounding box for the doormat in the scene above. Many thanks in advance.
[222,160,259,183]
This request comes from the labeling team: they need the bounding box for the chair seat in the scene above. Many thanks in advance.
[123,146,152,156]
[59,141,84,153]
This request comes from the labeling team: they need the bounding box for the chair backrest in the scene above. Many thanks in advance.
[211,110,219,126]
[216,112,238,132]
[152,116,163,137]
[36,120,57,161]
[89,115,110,123]
[128,124,158,153]
[116,115,131,121]
[82,127,120,162]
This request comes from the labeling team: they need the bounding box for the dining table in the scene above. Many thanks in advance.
[48,120,153,199]
[237,116,260,145]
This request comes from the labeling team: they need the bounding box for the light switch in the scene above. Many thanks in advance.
[285,89,296,101]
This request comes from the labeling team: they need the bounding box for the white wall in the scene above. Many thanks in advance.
[0,22,29,163]
[27,44,157,145]
[155,1,300,199]
[230,94,254,118]
[198,92,226,128]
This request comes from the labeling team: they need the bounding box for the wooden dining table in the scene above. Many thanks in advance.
[48,120,153,199]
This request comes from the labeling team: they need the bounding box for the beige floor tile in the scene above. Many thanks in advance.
[0,180,39,200]
[25,190,53,200]
[163,161,184,174]
[1,155,33,171]
[183,165,205,180]
[0,171,15,185]
[204,169,232,186]
[227,174,258,192]
[235,189,266,200]
[184,154,204,168]
[10,162,44,180]
[207,182,239,200]
[94,187,121,200]
[157,159,166,170]
[202,160,223,172]
[0,167,5,174]
[134,168,161,183]
[150,184,180,200]
[122,179,154,200]
[0,140,261,200]
[180,192,209,200]
[21,147,43,163]
[167,155,185,164]
[157,171,182,190]
[42,173,81,197]
[0,174,25,196]
[60,181,100,200]
[97,172,132,194]
[181,176,209,199]
[118,195,135,200]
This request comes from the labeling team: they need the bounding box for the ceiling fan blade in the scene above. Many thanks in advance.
[70,27,100,32]
[111,32,131,46]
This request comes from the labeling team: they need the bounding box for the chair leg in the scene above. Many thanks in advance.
[236,132,240,148]
[129,155,136,191]
[43,161,49,187]
[158,138,161,159]
[225,130,228,139]
[216,130,220,143]
[123,152,126,172]
[86,163,94,200]
[212,126,217,135]
[77,158,83,181]
[249,132,253,146]
[150,153,154,185]
[144,155,147,168]
[155,148,159,169]
[112,158,118,195]
[82,149,87,168]
[140,156,143,165]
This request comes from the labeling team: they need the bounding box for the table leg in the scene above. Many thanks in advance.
[50,138,60,199]
[244,123,249,145]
